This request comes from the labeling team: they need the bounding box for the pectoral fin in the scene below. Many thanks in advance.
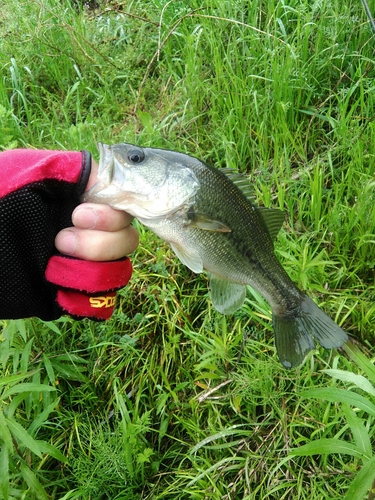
[170,242,203,273]
[209,275,247,314]
[186,207,231,233]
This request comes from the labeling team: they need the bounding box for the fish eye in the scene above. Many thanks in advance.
[127,149,145,163]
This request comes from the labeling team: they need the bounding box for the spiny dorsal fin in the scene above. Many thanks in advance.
[219,168,284,241]
[219,168,255,202]
[220,168,285,241]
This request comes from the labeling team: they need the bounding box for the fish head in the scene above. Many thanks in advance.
[84,143,200,220]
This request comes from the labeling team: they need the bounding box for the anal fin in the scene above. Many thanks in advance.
[209,274,247,314]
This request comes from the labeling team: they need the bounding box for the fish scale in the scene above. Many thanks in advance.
[83,142,349,368]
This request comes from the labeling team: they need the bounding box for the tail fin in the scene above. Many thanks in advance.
[273,295,348,369]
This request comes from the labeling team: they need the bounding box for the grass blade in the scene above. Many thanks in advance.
[0,411,13,451]
[0,444,10,500]
[1,383,56,400]
[6,418,43,458]
[0,371,39,388]
[300,388,375,417]
[342,342,375,384]
[38,441,67,463]
[288,438,364,459]
[189,424,249,454]
[27,399,59,437]
[322,369,375,397]
[20,461,49,500]
[341,404,372,459]
[343,455,375,500]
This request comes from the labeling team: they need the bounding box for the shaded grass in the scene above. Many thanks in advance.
[1,0,375,498]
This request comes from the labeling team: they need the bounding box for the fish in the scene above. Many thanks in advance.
[83,142,349,368]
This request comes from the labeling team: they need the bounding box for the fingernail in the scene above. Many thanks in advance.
[72,206,98,229]
[56,230,77,255]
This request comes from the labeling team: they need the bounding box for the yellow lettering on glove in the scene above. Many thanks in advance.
[89,296,116,308]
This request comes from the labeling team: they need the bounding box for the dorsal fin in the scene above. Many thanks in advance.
[219,168,284,241]
[219,168,255,202]
[256,206,285,241]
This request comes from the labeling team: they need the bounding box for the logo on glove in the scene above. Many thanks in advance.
[89,295,116,308]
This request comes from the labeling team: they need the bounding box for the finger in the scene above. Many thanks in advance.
[72,203,133,231]
[55,225,139,261]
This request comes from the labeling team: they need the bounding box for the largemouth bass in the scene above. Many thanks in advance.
[83,143,348,368]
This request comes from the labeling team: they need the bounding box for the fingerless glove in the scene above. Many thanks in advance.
[0,149,132,320]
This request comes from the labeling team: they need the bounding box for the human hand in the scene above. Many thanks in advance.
[55,160,139,261]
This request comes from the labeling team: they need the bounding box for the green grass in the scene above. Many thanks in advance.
[1,0,375,498]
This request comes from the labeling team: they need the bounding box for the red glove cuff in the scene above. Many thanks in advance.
[55,290,118,320]
[45,255,132,320]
